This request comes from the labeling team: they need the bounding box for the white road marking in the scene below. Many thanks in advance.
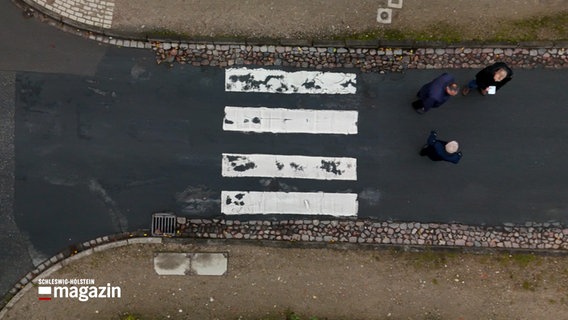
[225,67,357,94]
[221,191,358,216]
[223,106,358,134]
[222,153,357,180]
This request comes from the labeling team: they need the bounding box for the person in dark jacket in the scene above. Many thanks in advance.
[412,73,459,114]
[462,62,513,96]
[419,130,462,164]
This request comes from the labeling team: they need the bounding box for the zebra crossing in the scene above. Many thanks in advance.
[221,67,359,216]
[223,106,358,134]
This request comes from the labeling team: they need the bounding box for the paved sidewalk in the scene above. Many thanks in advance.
[17,0,568,45]
[2,237,568,320]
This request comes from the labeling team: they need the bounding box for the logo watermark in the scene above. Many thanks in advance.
[36,278,121,302]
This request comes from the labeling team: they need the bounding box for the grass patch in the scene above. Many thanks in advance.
[410,250,458,269]
[337,22,462,43]
[510,11,568,39]
[282,311,320,320]
[335,11,568,43]
[497,253,541,268]
[119,314,141,320]
[144,29,189,40]
[521,280,536,291]
[511,253,540,267]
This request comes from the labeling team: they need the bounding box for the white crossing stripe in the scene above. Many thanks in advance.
[222,153,357,180]
[223,106,358,134]
[221,191,358,216]
[225,67,357,94]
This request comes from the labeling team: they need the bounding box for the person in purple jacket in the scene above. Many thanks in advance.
[419,130,462,164]
[412,73,459,114]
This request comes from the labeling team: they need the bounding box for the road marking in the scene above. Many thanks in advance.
[223,106,358,134]
[222,153,357,180]
[221,191,358,216]
[225,67,357,94]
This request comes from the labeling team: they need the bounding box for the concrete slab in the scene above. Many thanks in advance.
[388,0,403,9]
[153,253,190,275]
[377,8,392,24]
[190,253,228,276]
[93,240,128,252]
[128,237,163,245]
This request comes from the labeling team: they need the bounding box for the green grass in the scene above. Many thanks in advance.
[144,29,189,40]
[510,11,568,38]
[496,253,541,268]
[410,250,458,269]
[521,280,536,291]
[337,11,568,43]
[119,314,141,320]
[250,310,321,320]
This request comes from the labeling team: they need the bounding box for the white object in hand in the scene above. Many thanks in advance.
[487,86,496,95]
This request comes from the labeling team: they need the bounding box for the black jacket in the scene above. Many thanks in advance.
[422,131,462,164]
[475,62,513,91]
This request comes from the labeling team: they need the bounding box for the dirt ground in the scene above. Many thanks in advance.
[3,241,568,320]
[111,0,568,40]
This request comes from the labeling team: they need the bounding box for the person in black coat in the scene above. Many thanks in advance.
[419,130,462,164]
[462,62,513,96]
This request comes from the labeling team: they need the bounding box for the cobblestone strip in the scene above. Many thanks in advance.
[179,218,568,250]
[152,43,568,72]
[33,0,114,29]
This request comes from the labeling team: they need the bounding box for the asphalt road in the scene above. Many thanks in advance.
[0,0,107,296]
[11,45,568,258]
[2,0,568,300]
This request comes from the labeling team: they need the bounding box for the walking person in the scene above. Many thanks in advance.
[462,62,513,96]
[419,130,462,164]
[412,73,459,114]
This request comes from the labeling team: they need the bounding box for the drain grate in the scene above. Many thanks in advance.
[151,212,177,236]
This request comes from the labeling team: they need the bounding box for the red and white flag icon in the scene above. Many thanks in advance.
[38,286,52,301]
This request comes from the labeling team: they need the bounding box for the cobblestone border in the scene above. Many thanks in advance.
[178,218,568,250]
[151,43,567,73]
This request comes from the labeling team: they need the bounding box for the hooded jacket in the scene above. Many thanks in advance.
[475,62,513,91]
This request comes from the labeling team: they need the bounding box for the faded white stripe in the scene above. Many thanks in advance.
[221,191,358,216]
[223,106,358,134]
[225,67,356,94]
[222,153,357,180]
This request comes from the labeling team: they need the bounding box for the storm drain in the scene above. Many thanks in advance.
[151,212,177,236]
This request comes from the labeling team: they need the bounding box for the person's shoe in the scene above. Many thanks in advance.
[415,107,426,114]
[419,145,428,156]
[461,87,470,96]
